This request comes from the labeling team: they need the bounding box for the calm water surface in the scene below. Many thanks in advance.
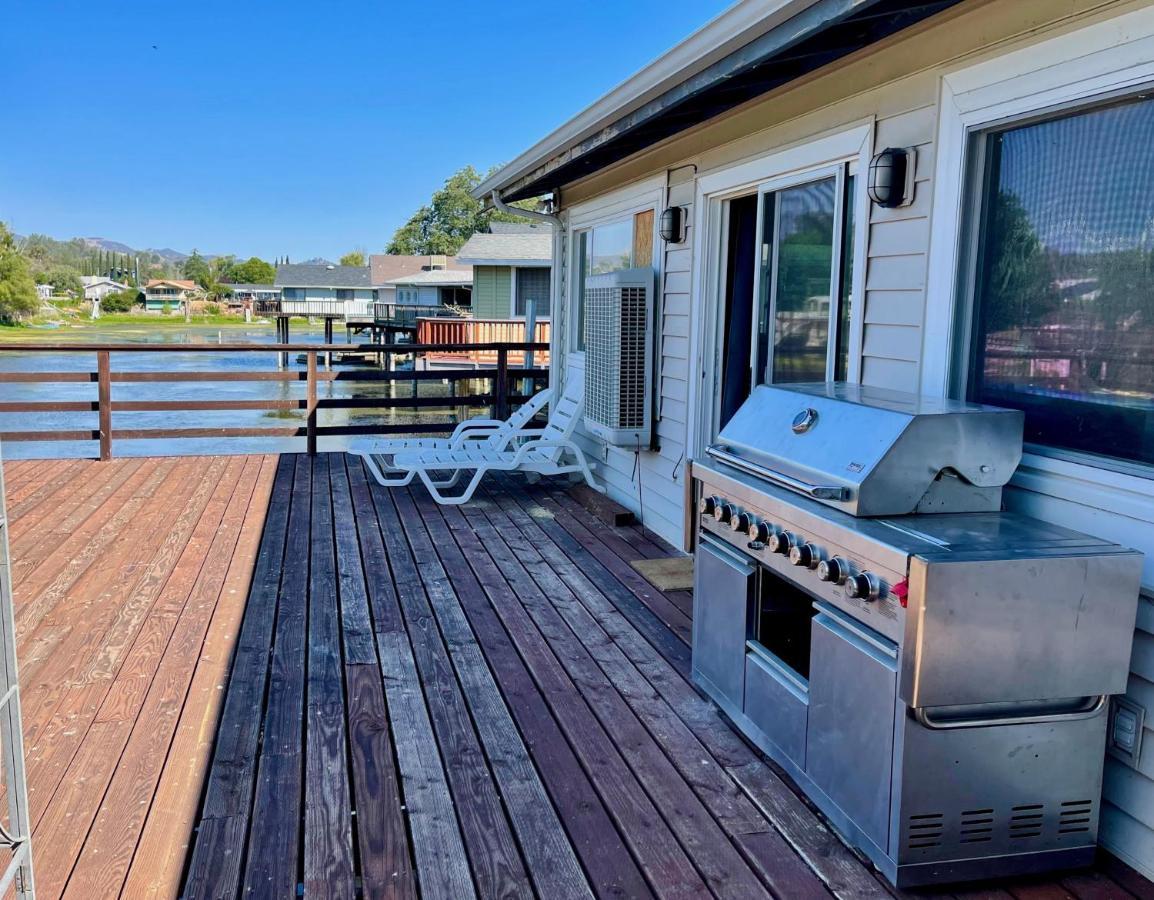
[0,324,494,459]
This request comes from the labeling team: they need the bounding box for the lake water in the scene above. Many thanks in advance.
[0,323,504,459]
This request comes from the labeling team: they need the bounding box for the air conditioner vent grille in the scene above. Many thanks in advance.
[583,270,653,445]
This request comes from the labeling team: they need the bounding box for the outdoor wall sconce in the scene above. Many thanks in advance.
[660,206,687,243]
[867,147,917,208]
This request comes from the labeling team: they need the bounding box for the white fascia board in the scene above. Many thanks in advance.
[473,0,821,200]
[456,258,551,267]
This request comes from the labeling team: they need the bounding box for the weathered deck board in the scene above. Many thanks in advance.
[1,456,276,900]
[182,455,1153,900]
[7,454,1145,900]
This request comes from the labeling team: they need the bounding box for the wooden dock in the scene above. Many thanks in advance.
[4,454,1152,898]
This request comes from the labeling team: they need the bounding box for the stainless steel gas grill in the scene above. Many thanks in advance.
[692,382,1144,888]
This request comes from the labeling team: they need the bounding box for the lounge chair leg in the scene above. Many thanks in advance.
[361,454,416,488]
[418,467,488,506]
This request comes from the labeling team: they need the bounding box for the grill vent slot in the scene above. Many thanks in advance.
[1009,803,1045,839]
[1059,799,1094,835]
[959,807,994,844]
[906,812,944,849]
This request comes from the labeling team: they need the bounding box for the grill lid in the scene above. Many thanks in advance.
[707,383,1024,516]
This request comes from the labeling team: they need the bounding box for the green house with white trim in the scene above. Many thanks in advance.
[456,224,552,320]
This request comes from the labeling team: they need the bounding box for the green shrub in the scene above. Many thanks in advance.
[101,288,140,313]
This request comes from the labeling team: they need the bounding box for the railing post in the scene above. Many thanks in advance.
[306,350,317,456]
[97,350,112,461]
[494,346,509,421]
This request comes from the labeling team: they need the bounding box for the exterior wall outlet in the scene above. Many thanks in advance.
[1108,696,1145,767]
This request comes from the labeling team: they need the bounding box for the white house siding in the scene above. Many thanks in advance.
[550,0,1154,873]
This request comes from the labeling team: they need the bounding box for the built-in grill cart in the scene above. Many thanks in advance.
[692,382,1143,888]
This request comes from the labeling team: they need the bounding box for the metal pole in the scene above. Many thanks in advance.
[0,449,36,898]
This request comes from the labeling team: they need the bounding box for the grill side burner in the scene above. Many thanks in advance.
[691,383,1143,888]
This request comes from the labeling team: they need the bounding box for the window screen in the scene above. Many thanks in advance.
[515,267,550,317]
[968,95,1154,466]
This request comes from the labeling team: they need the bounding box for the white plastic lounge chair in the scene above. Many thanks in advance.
[352,385,554,487]
[388,376,601,505]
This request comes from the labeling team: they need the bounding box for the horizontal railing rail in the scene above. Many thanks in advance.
[0,341,549,459]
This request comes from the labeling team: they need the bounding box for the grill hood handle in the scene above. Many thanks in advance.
[706,444,851,502]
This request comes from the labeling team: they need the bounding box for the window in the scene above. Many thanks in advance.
[965,94,1154,467]
[515,267,550,317]
[282,287,302,301]
[754,167,856,386]
[335,289,354,301]
[572,209,654,351]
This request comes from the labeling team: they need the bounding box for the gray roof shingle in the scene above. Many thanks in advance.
[456,231,552,266]
[274,264,372,288]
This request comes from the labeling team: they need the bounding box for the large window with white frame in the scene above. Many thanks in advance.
[957,92,1154,468]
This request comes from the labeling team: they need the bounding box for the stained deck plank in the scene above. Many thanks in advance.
[13,453,1143,900]
[2,455,276,900]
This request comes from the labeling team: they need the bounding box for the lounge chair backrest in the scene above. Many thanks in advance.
[539,375,585,450]
[504,386,554,435]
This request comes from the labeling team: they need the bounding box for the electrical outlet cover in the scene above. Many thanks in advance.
[1109,696,1145,767]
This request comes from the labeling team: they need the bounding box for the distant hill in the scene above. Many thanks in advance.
[298,257,335,266]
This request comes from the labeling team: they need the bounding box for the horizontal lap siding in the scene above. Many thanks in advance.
[860,104,935,393]
[473,266,510,319]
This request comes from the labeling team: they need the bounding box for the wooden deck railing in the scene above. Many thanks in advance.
[373,303,462,329]
[0,341,548,460]
[418,318,551,365]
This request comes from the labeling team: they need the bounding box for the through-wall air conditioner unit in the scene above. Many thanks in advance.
[583,268,654,446]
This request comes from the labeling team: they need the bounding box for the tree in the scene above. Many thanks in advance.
[339,249,366,267]
[181,249,214,291]
[230,256,276,283]
[33,264,84,296]
[0,224,39,322]
[386,165,543,255]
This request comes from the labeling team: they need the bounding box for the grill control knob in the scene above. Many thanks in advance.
[790,542,821,568]
[845,571,883,601]
[699,495,719,516]
[714,502,734,524]
[816,557,848,584]
[767,531,797,555]
[748,520,774,543]
[731,511,752,533]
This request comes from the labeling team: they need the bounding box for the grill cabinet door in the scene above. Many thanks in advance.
[807,608,897,852]
[693,538,754,708]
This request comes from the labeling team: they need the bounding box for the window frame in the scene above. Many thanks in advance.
[566,183,663,359]
[925,6,1154,482]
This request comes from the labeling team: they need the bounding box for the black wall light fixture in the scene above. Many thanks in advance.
[867,147,917,208]
[659,206,687,243]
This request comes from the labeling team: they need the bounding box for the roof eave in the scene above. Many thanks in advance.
[473,0,820,201]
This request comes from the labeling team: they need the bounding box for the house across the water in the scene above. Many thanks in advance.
[368,254,470,307]
[456,223,552,320]
[477,0,1154,877]
[143,279,199,311]
[273,264,376,317]
[80,276,129,301]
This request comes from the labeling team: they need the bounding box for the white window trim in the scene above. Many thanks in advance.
[688,121,873,459]
[921,5,1154,508]
[565,175,665,366]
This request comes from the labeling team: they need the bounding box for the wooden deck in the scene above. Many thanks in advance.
[5,453,1154,898]
[3,454,277,899]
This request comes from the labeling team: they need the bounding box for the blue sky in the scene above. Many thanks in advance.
[1,0,732,261]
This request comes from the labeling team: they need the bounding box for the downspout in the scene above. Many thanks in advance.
[489,190,564,399]
[490,190,563,231]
